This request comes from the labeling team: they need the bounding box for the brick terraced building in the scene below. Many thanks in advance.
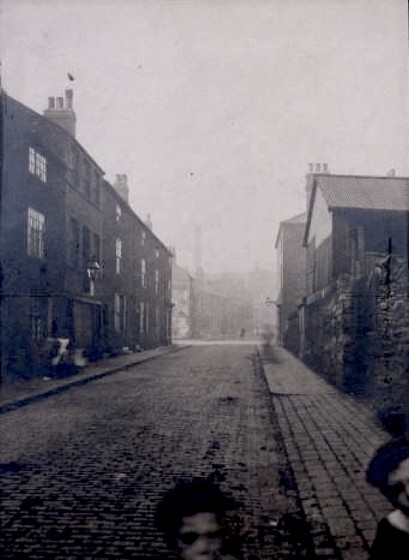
[0,89,172,381]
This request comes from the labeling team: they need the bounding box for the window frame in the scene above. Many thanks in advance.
[27,207,45,260]
[29,146,47,183]
[116,238,122,274]
[141,258,146,288]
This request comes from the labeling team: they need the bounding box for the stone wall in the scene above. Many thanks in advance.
[303,256,409,418]
[367,256,409,417]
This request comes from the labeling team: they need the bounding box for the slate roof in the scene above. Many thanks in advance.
[316,174,409,211]
[274,212,306,248]
[303,173,409,246]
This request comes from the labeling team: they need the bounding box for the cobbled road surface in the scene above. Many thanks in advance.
[0,344,308,560]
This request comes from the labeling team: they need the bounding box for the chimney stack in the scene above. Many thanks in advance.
[305,163,330,211]
[43,88,76,136]
[387,168,396,177]
[113,173,129,203]
[65,89,73,109]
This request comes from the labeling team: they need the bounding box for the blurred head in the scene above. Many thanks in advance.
[366,437,409,515]
[177,511,222,560]
[155,478,234,559]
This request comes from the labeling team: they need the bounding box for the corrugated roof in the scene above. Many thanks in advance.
[316,175,409,211]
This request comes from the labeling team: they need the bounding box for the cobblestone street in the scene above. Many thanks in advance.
[0,344,305,560]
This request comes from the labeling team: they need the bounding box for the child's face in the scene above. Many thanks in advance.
[177,511,222,560]
[387,457,409,516]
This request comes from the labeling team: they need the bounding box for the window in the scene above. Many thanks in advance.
[155,305,160,339]
[155,269,159,294]
[29,147,36,174]
[139,301,145,336]
[70,218,80,267]
[27,208,45,259]
[141,230,146,246]
[155,248,160,258]
[29,147,47,183]
[92,171,100,206]
[145,302,150,333]
[72,149,79,185]
[116,238,122,274]
[83,160,91,198]
[116,204,122,222]
[93,233,100,263]
[115,294,126,332]
[83,226,91,264]
[115,293,121,332]
[141,259,146,287]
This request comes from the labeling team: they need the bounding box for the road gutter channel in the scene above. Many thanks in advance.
[0,344,191,415]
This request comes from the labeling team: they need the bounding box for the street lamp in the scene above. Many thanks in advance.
[87,258,101,297]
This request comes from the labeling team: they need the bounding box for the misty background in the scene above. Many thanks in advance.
[1,0,408,281]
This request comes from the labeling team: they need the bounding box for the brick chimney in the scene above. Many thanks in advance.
[146,214,153,230]
[113,174,129,203]
[43,89,76,136]
[305,163,330,211]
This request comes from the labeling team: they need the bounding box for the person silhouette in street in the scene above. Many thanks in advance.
[366,436,409,559]
[155,477,239,560]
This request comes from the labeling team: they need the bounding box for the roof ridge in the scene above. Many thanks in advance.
[316,173,409,180]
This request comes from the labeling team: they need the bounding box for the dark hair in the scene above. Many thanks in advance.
[155,478,236,546]
[366,437,409,496]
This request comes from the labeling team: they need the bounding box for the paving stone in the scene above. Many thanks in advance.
[263,346,391,560]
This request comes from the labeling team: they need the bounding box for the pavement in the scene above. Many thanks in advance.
[0,344,190,414]
[260,345,391,560]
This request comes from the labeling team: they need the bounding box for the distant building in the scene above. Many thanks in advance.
[192,283,253,340]
[0,89,172,381]
[274,212,306,351]
[172,263,194,339]
[204,269,275,338]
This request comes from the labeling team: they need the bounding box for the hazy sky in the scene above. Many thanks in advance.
[2,0,408,274]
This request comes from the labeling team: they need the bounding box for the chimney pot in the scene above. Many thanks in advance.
[323,163,328,173]
[65,89,73,109]
[44,92,76,136]
[315,163,321,173]
[308,163,314,173]
[113,173,129,204]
